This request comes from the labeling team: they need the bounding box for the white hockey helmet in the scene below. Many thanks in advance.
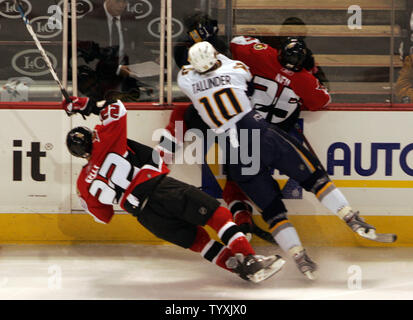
[188,41,218,73]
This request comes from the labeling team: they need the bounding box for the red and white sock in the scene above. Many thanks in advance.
[189,226,234,271]
[222,180,253,227]
[207,207,255,257]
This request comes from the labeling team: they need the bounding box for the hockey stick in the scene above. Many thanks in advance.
[250,219,277,244]
[158,0,165,105]
[70,0,78,96]
[14,0,72,109]
[166,0,172,104]
[293,122,326,172]
[292,123,397,243]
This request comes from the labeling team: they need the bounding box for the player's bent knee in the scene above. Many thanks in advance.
[206,206,233,231]
[189,226,211,253]
[299,169,331,195]
[261,196,288,228]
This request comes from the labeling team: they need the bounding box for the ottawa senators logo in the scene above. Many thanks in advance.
[253,43,268,50]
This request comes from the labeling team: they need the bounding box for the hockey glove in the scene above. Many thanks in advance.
[62,96,92,116]
[302,48,315,71]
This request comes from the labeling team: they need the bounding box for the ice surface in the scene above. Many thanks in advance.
[0,244,411,300]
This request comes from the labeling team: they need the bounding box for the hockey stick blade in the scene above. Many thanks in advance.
[374,233,397,243]
[356,229,397,243]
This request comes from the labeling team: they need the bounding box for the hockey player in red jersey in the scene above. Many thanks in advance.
[61,97,285,284]
[230,35,330,130]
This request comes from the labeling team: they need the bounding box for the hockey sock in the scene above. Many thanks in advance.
[189,226,234,271]
[229,201,253,226]
[316,182,350,215]
[269,219,302,253]
[222,180,253,226]
[206,207,255,256]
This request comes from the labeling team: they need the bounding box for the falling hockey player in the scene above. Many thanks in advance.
[175,41,397,280]
[60,96,286,284]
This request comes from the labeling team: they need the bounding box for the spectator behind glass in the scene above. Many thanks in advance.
[173,12,228,69]
[76,0,154,102]
[395,54,413,103]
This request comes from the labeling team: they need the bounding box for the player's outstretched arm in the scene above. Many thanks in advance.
[61,96,104,117]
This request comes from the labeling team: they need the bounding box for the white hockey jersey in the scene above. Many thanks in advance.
[177,54,253,133]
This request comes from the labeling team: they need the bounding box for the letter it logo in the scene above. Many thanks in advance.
[13,140,47,182]
[0,0,32,19]
[12,49,58,76]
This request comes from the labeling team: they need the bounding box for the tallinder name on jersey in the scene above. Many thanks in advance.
[192,75,232,94]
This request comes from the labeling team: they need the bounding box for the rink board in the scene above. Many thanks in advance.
[0,213,404,247]
[0,108,413,246]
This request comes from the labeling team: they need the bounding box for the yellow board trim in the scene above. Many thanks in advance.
[252,215,406,247]
[214,178,413,189]
[0,213,408,247]
[333,180,413,188]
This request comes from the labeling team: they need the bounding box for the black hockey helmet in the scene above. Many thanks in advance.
[66,126,93,158]
[278,37,307,72]
[185,13,219,43]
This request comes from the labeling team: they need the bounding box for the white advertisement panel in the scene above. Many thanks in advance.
[277,111,413,216]
[0,110,71,213]
[1,109,413,217]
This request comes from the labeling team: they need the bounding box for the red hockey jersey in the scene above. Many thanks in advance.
[76,101,169,224]
[230,36,331,127]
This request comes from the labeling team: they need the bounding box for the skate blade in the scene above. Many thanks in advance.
[304,270,317,281]
[248,257,286,284]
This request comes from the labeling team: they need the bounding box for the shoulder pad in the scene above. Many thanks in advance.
[231,36,260,45]
[253,43,268,51]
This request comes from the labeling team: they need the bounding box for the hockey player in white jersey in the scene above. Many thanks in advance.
[178,45,252,134]
[177,41,397,280]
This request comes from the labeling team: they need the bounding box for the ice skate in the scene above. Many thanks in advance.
[226,253,285,283]
[339,207,397,243]
[290,246,318,280]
